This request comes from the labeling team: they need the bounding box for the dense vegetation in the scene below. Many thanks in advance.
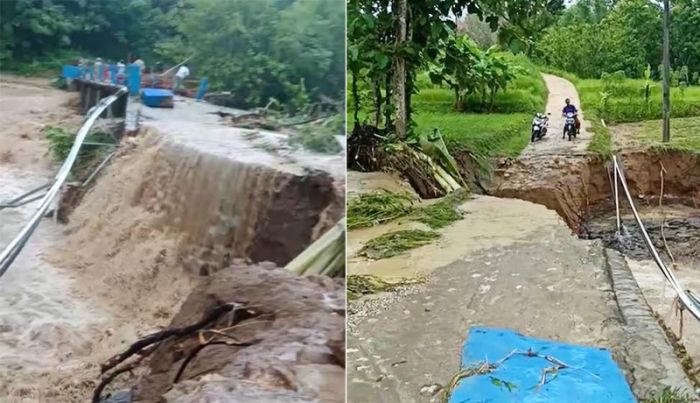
[415,54,546,159]
[348,0,564,139]
[348,0,700,166]
[536,0,700,81]
[0,0,344,110]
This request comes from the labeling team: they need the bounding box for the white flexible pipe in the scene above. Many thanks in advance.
[0,87,128,277]
[613,156,700,321]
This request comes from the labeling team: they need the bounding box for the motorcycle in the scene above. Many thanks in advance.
[563,112,577,141]
[531,112,550,142]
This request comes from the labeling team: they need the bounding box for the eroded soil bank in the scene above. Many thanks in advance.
[47,131,343,401]
[491,150,700,231]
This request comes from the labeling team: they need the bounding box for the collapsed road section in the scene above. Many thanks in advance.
[0,75,345,402]
[346,73,699,402]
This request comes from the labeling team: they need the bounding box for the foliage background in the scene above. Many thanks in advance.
[0,0,345,109]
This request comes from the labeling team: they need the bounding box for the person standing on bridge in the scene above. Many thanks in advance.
[133,57,145,73]
[173,64,190,92]
[93,58,104,82]
[116,60,126,85]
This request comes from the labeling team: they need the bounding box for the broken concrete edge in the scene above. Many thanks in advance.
[603,247,698,399]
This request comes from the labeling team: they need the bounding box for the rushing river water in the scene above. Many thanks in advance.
[0,167,103,392]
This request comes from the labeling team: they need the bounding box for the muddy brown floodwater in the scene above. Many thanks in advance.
[583,203,700,386]
[0,76,345,402]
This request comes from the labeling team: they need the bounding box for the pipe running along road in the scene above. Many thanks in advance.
[612,155,700,321]
[0,87,128,278]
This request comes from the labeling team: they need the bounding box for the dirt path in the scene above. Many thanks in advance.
[348,197,632,402]
[521,74,592,157]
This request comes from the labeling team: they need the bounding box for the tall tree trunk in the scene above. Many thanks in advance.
[373,79,382,127]
[392,0,408,139]
[406,71,413,126]
[405,7,413,126]
[662,0,671,143]
[384,74,392,130]
[352,71,359,127]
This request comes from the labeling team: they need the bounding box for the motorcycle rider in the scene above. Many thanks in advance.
[562,98,581,138]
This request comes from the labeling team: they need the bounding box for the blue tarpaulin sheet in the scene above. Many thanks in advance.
[449,327,636,403]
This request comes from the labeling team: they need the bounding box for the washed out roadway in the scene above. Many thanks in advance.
[347,74,694,401]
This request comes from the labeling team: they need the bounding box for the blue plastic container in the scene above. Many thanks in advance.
[196,78,209,100]
[141,88,174,108]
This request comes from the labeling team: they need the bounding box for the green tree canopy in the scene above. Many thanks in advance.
[0,0,344,110]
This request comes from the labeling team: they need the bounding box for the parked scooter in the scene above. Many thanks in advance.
[531,112,550,142]
[563,112,577,141]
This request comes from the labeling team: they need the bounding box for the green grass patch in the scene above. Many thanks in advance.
[347,191,416,230]
[44,126,116,181]
[347,274,424,300]
[588,119,613,159]
[415,111,532,159]
[630,117,700,154]
[359,229,440,259]
[642,387,696,403]
[45,126,115,161]
[349,54,546,162]
[288,123,343,154]
[414,54,546,115]
[412,55,545,160]
[577,78,700,124]
[413,189,469,229]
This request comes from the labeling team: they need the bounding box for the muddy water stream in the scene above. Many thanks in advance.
[583,203,700,383]
[0,168,107,393]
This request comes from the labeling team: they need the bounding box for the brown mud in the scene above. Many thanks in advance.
[39,126,343,401]
[124,261,345,403]
[491,151,700,232]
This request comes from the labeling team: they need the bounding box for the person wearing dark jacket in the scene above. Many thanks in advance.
[562,98,581,137]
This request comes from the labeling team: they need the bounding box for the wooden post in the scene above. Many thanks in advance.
[393,0,408,140]
[662,0,671,143]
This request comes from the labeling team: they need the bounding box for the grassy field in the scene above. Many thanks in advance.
[543,69,700,158]
[414,53,546,159]
[348,53,546,159]
[627,117,700,154]
[577,79,700,124]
